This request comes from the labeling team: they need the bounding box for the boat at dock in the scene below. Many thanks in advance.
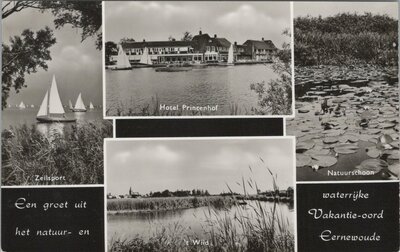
[72,93,87,112]
[110,44,133,70]
[139,47,153,66]
[36,75,76,123]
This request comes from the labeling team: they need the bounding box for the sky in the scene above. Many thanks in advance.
[295,2,398,18]
[2,5,102,107]
[105,1,291,48]
[106,138,294,196]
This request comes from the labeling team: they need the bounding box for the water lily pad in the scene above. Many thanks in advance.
[355,159,388,174]
[384,150,399,160]
[298,109,310,113]
[388,163,399,177]
[339,134,359,143]
[323,137,339,144]
[389,140,400,149]
[296,154,312,167]
[305,149,330,156]
[297,140,315,153]
[365,146,380,158]
[368,129,381,135]
[311,155,338,168]
[334,144,359,154]
[380,122,396,129]
[379,134,394,144]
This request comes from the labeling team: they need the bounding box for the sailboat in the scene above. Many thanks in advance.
[31,104,35,108]
[89,102,94,110]
[36,75,76,123]
[68,100,73,111]
[139,47,153,65]
[227,44,234,66]
[72,93,87,112]
[18,101,26,109]
[111,44,132,70]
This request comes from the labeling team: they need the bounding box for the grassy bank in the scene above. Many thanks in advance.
[2,120,113,185]
[108,196,235,213]
[294,13,398,67]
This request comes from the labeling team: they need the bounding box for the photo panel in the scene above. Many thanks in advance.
[1,1,112,186]
[287,1,399,182]
[104,1,294,118]
[105,137,295,251]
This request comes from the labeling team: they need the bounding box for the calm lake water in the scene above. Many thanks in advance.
[106,64,278,116]
[2,108,103,135]
[107,200,294,242]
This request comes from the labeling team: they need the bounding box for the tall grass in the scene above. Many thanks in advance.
[108,158,294,251]
[2,120,113,185]
[108,196,235,213]
[294,13,398,66]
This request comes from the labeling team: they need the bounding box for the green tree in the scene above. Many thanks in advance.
[2,27,56,109]
[2,1,102,49]
[105,41,118,65]
[250,29,292,115]
[2,1,102,109]
[181,31,193,41]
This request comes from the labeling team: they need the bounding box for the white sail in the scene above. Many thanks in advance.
[139,47,153,65]
[89,102,94,109]
[74,93,86,110]
[37,91,49,117]
[31,104,35,108]
[49,75,65,115]
[69,100,73,110]
[116,44,132,68]
[19,101,26,109]
[227,44,234,64]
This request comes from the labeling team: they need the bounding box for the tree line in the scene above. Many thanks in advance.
[148,189,210,198]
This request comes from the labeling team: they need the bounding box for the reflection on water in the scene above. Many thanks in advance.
[107,200,294,242]
[2,108,103,136]
[106,64,278,115]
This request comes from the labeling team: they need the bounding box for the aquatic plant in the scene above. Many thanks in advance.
[2,120,112,185]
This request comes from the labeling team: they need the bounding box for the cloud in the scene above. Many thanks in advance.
[217,5,273,29]
[111,144,181,165]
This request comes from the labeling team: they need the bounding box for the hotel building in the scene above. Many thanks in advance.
[111,31,278,65]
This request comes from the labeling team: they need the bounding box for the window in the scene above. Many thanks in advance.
[206,46,210,52]
[211,46,215,52]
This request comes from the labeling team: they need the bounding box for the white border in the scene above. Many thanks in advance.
[102,1,295,119]
[104,136,296,251]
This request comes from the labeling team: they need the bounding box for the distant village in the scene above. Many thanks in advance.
[107,186,294,201]
[109,30,278,65]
